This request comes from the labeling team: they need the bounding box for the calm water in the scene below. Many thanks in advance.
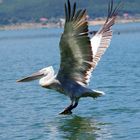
[0,23,140,140]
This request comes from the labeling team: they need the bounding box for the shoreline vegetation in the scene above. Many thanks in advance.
[0,18,140,30]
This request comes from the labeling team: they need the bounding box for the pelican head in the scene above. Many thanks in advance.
[17,66,56,87]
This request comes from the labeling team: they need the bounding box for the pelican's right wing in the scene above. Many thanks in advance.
[90,0,121,70]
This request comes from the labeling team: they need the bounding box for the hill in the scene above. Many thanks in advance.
[0,0,140,25]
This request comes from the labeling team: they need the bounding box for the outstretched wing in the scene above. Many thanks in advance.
[90,0,121,70]
[57,0,120,86]
[82,0,121,85]
[57,0,94,86]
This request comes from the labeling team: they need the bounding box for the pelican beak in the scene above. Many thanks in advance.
[17,71,44,82]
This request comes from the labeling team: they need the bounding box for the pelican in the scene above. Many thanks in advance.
[17,0,120,114]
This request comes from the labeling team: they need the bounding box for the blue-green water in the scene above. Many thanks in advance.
[0,23,140,140]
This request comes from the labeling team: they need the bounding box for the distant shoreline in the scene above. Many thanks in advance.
[0,18,140,31]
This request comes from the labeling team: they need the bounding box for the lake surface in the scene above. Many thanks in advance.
[0,22,140,140]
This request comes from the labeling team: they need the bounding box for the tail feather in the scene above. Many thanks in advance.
[92,90,105,98]
[82,89,105,98]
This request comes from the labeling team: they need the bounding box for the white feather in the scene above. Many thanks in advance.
[91,34,102,57]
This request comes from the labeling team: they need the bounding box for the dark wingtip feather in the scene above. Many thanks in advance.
[64,3,68,21]
[108,0,113,18]
[76,9,86,21]
[67,0,71,21]
[106,0,122,23]
[71,2,76,20]
[65,0,77,21]
[112,1,123,16]
[73,9,82,21]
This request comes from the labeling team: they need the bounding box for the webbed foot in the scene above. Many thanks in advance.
[59,109,72,115]
[59,101,78,115]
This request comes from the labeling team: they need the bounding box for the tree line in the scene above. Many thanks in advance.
[0,0,139,25]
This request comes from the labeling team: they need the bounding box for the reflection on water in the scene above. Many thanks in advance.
[58,116,98,140]
[45,115,112,140]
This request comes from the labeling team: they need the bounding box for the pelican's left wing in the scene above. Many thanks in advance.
[57,0,93,86]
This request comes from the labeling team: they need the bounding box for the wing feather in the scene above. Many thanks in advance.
[57,0,121,86]
[90,1,120,68]
[57,0,93,86]
[86,0,121,83]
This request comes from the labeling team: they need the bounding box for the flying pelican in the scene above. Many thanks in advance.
[17,0,120,114]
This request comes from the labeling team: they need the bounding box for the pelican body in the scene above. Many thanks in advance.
[17,0,120,114]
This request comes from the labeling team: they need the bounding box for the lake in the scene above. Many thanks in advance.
[0,22,140,140]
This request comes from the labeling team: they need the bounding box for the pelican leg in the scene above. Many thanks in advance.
[59,101,78,115]
[71,102,78,109]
